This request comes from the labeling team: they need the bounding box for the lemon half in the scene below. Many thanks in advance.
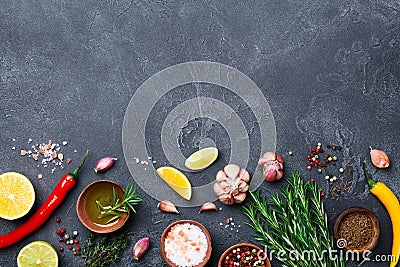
[0,172,35,220]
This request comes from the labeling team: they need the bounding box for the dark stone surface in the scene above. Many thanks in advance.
[1,0,399,266]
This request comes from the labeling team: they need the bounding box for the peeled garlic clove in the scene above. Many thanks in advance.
[370,148,390,168]
[199,202,218,213]
[132,237,150,260]
[224,164,240,179]
[94,157,117,173]
[157,200,179,213]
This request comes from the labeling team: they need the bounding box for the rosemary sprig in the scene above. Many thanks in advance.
[96,183,143,224]
[80,232,130,267]
[242,172,346,267]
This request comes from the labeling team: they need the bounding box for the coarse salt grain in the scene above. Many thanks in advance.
[164,223,208,267]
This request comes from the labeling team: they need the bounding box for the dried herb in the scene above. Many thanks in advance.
[80,232,130,267]
[338,213,374,249]
[243,172,346,267]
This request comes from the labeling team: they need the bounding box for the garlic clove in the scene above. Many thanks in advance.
[199,202,218,213]
[219,194,235,205]
[238,168,250,182]
[132,237,150,260]
[157,200,179,213]
[237,181,249,192]
[94,157,117,173]
[370,148,390,168]
[216,170,228,183]
[213,182,227,196]
[263,169,278,181]
[234,192,247,203]
[224,164,240,179]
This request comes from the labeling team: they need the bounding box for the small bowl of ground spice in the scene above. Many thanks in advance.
[160,220,212,267]
[333,207,380,252]
[218,242,271,267]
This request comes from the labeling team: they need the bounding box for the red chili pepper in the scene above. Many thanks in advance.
[0,151,88,249]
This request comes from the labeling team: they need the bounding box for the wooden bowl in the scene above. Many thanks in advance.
[333,207,379,252]
[76,180,129,233]
[160,220,212,267]
[218,242,271,267]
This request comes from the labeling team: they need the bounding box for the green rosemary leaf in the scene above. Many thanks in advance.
[243,172,346,267]
[105,214,122,224]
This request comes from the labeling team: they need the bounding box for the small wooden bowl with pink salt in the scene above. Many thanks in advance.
[160,220,212,267]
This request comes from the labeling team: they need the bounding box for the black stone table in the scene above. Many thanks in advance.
[1,1,399,266]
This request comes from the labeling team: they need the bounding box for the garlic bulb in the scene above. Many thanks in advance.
[370,148,390,168]
[258,152,284,181]
[213,164,250,205]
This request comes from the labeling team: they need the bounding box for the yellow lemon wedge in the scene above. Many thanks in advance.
[185,147,219,170]
[156,166,192,200]
[17,241,58,267]
[0,172,35,220]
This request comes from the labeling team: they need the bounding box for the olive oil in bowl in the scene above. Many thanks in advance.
[76,180,129,233]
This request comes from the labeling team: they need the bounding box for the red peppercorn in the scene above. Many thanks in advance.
[61,227,66,233]
[74,239,79,244]
[310,178,315,183]
[307,166,312,171]
[310,162,315,167]
[56,218,61,223]
[68,245,73,250]
[315,148,320,154]
[76,246,81,251]
[318,162,323,167]
[306,153,312,158]
[56,229,61,235]
[58,238,64,242]
[59,247,64,252]
[311,148,316,153]
[320,192,325,197]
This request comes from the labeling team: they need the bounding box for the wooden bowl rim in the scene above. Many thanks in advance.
[218,242,271,267]
[160,219,212,267]
[333,206,380,252]
[76,180,129,234]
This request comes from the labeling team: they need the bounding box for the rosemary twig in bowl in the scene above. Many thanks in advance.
[96,183,142,224]
[243,172,346,267]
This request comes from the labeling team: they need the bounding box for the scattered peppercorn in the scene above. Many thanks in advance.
[56,230,61,235]
[56,218,61,223]
[58,238,64,243]
[59,247,64,252]
[61,228,66,234]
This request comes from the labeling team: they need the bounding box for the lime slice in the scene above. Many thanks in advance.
[156,166,192,200]
[17,241,58,267]
[185,147,218,170]
[0,172,35,220]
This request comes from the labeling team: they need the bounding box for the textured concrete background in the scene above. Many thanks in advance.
[1,0,399,266]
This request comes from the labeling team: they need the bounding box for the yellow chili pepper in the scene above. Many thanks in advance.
[363,161,400,267]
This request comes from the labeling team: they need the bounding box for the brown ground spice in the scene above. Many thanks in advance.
[338,212,374,249]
